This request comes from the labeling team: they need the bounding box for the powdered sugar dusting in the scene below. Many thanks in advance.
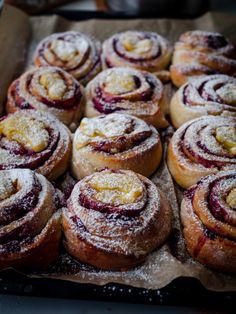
[35,31,102,85]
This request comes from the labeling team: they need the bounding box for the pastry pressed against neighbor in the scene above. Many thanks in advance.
[167,116,236,189]
[181,170,236,274]
[72,113,162,179]
[170,30,236,87]
[7,66,85,131]
[0,168,62,269]
[34,31,102,85]
[62,169,172,271]
[0,110,72,180]
[170,74,236,128]
[85,67,169,128]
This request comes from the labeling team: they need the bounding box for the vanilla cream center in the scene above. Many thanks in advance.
[0,114,49,152]
[226,188,236,208]
[104,72,136,95]
[89,172,143,205]
[216,126,236,155]
[40,72,67,100]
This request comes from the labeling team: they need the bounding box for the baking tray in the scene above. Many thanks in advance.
[0,268,235,310]
[0,7,235,310]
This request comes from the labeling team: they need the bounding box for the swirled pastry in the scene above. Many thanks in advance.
[34,31,102,85]
[181,170,236,273]
[170,74,236,128]
[167,116,236,189]
[72,113,162,179]
[102,31,172,76]
[7,67,85,131]
[0,110,71,180]
[62,169,172,270]
[170,30,236,87]
[85,67,168,128]
[0,169,62,269]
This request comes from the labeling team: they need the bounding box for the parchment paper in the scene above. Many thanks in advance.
[1,4,236,292]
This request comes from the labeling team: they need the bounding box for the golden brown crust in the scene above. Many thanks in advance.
[0,110,72,180]
[170,74,236,128]
[72,114,162,179]
[102,31,172,74]
[181,171,236,274]
[0,169,62,270]
[85,67,168,129]
[170,30,236,87]
[7,67,85,131]
[62,169,172,270]
[34,31,102,85]
[167,116,236,189]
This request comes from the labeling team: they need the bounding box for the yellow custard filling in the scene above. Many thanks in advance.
[50,39,77,61]
[226,188,236,208]
[89,172,143,205]
[216,126,236,155]
[0,114,49,152]
[40,72,67,100]
[104,72,136,95]
[217,83,236,104]
[123,37,152,55]
[0,174,16,201]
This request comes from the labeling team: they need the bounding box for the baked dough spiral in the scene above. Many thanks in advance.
[85,67,168,128]
[170,30,236,87]
[62,169,172,270]
[102,31,172,75]
[181,170,236,273]
[170,74,236,128]
[7,67,85,130]
[72,113,162,179]
[34,31,102,85]
[0,110,72,180]
[0,169,62,269]
[167,116,236,188]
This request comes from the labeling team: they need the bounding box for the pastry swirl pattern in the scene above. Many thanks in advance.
[85,67,168,128]
[167,116,236,188]
[34,31,102,85]
[62,169,172,270]
[181,170,236,273]
[0,169,62,269]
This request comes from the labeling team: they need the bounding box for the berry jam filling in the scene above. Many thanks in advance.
[91,130,152,154]
[208,175,236,222]
[71,215,88,233]
[206,34,228,49]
